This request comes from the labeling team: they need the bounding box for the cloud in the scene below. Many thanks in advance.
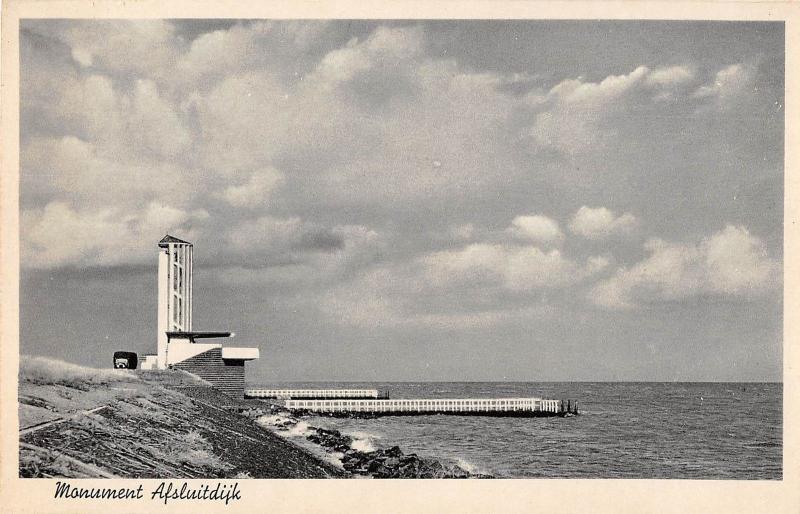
[70,47,92,67]
[219,219,386,288]
[19,18,781,320]
[423,242,606,292]
[319,260,563,330]
[21,202,207,269]
[226,216,383,263]
[703,225,779,294]
[319,235,610,329]
[588,225,779,309]
[219,167,284,208]
[36,72,191,162]
[176,21,334,85]
[312,26,424,88]
[449,223,476,241]
[227,216,319,256]
[506,215,563,245]
[31,20,182,80]
[526,66,650,154]
[22,136,197,209]
[568,206,638,240]
[693,63,755,108]
[127,79,193,158]
[525,63,746,155]
[645,65,695,88]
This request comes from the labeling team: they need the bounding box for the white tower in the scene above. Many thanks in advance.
[157,235,193,369]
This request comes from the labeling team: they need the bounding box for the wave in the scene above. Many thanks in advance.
[256,414,313,437]
[745,442,781,448]
[455,457,486,475]
[346,430,380,453]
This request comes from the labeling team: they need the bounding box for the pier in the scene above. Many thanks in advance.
[283,397,578,417]
[245,388,387,400]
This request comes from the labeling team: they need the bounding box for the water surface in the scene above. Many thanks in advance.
[252,382,782,479]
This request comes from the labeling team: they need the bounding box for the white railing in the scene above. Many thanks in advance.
[245,388,380,399]
[284,397,564,414]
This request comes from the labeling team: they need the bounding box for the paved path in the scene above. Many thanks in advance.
[19,405,109,436]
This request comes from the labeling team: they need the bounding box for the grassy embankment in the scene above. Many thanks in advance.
[18,356,343,478]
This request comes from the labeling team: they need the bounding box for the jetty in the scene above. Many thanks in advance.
[283,397,578,417]
[245,388,387,400]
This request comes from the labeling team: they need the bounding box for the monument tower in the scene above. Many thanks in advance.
[140,235,259,398]
[157,235,193,367]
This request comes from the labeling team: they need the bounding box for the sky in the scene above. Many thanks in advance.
[19,20,783,382]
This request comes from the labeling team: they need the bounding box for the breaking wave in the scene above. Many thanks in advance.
[346,431,380,453]
[455,457,489,476]
[256,414,313,437]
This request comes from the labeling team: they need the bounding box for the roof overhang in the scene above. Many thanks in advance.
[158,234,192,247]
[166,331,233,340]
[222,347,260,361]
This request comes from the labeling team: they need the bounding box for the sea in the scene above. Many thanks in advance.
[252,381,782,479]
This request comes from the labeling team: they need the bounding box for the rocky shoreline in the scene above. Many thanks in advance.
[19,357,490,479]
[257,410,492,479]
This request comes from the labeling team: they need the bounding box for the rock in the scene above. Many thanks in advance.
[289,419,490,479]
[448,465,470,479]
[385,446,403,458]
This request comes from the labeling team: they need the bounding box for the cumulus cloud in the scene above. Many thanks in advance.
[321,269,556,330]
[588,225,779,309]
[226,216,384,270]
[227,216,327,255]
[22,136,196,209]
[526,63,747,155]
[218,219,386,292]
[17,20,784,380]
[645,65,695,88]
[31,20,182,81]
[449,223,476,241]
[568,206,638,240]
[21,202,207,268]
[312,26,424,87]
[526,66,651,154]
[506,215,563,245]
[693,63,755,108]
[19,18,781,337]
[42,72,191,161]
[423,242,607,292]
[319,258,565,330]
[219,168,284,208]
[319,235,610,329]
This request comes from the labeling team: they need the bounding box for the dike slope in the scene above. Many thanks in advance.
[18,357,343,478]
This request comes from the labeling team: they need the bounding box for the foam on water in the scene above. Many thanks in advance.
[325,452,345,469]
[256,414,284,426]
[454,457,484,475]
[287,421,312,437]
[256,414,312,437]
[346,431,379,453]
